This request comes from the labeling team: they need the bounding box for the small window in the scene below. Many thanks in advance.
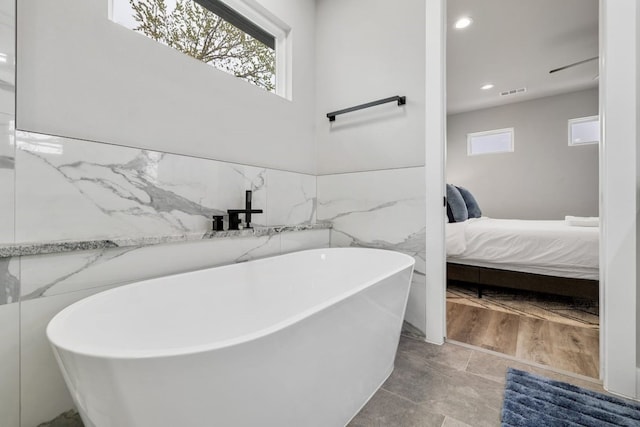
[569,116,599,146]
[111,0,289,97]
[467,128,514,156]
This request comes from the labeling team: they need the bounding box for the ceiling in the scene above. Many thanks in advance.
[447,0,599,115]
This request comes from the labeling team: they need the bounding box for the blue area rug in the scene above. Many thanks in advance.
[502,368,640,426]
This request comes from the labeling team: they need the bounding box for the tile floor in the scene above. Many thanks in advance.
[41,335,606,427]
[348,335,605,427]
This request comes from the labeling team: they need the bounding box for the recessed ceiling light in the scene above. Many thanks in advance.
[454,16,473,29]
[481,84,494,90]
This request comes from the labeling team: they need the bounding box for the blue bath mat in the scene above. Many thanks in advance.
[501,368,640,426]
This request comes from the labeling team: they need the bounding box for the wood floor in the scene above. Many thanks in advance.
[447,301,600,378]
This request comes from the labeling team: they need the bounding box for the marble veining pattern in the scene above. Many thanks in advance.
[0,257,19,304]
[18,227,331,300]
[0,154,13,168]
[317,168,426,260]
[20,247,134,300]
[317,167,426,328]
[265,169,317,225]
[15,131,316,243]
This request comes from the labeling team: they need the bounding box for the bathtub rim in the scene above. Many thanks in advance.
[46,248,415,360]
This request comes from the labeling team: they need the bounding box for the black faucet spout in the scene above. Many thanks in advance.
[226,190,263,230]
[227,209,263,230]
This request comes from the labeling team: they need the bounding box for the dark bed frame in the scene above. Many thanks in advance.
[447,262,599,300]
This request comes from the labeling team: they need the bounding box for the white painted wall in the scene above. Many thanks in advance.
[314,0,427,333]
[447,89,599,220]
[424,0,446,345]
[637,0,640,377]
[315,0,426,174]
[16,0,317,174]
[600,0,637,399]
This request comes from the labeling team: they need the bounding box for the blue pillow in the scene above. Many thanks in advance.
[456,186,482,218]
[446,202,455,223]
[446,184,468,222]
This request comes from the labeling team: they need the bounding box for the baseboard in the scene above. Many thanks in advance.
[601,368,640,402]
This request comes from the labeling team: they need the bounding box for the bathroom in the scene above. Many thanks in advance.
[1,0,427,425]
[1,0,640,426]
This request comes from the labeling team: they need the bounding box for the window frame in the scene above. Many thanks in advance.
[568,115,600,146]
[466,127,515,156]
[217,0,291,98]
[109,0,292,99]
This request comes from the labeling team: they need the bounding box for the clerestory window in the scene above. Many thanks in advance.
[111,0,290,96]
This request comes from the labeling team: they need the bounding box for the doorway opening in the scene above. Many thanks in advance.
[443,0,600,379]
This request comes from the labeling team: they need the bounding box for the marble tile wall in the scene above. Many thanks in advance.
[6,130,327,426]
[19,229,329,301]
[14,131,317,243]
[0,0,15,245]
[0,113,14,244]
[0,0,18,424]
[317,167,426,331]
[19,228,330,426]
[0,302,19,427]
[20,284,122,427]
[0,0,14,116]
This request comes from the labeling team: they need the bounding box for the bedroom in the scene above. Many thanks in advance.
[444,0,600,378]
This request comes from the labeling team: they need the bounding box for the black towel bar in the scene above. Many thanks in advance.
[326,96,406,122]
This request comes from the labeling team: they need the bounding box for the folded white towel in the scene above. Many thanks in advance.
[565,216,599,227]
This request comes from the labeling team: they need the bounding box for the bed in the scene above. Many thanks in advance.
[446,217,599,299]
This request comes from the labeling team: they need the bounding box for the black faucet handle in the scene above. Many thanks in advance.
[227,209,263,214]
[227,211,242,230]
[212,215,224,231]
[227,209,263,230]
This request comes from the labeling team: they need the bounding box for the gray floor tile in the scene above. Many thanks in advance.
[37,410,83,427]
[382,343,503,427]
[348,388,445,427]
[465,347,604,392]
[398,337,472,372]
[441,416,473,427]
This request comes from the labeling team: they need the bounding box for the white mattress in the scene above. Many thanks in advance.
[446,217,599,280]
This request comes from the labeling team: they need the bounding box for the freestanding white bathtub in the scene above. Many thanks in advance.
[47,248,415,427]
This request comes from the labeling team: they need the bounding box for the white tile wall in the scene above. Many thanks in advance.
[0,256,19,304]
[0,0,14,116]
[317,167,426,330]
[0,113,14,244]
[18,230,330,425]
[14,131,317,243]
[20,284,122,427]
[7,129,328,426]
[265,169,316,225]
[19,234,282,299]
[280,229,331,254]
[0,1,17,424]
[0,302,19,427]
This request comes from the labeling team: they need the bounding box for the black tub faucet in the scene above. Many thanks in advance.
[212,215,224,231]
[227,190,263,230]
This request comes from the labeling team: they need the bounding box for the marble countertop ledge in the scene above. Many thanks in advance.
[0,223,332,258]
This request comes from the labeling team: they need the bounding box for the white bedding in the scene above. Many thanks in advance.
[446,217,599,280]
